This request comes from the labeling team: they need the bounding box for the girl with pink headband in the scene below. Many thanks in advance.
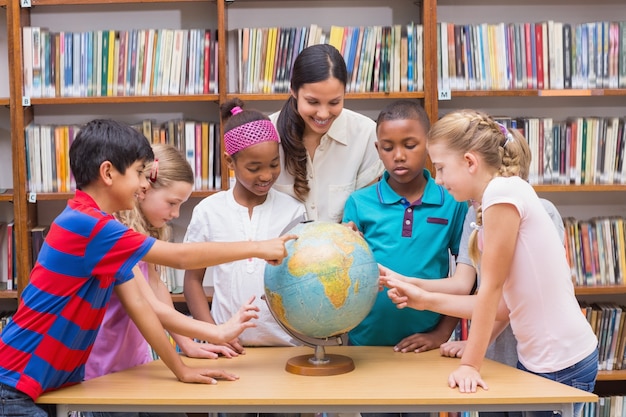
[183,99,306,386]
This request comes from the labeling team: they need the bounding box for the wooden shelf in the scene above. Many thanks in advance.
[30,0,211,5]
[0,189,13,202]
[28,95,219,105]
[575,285,626,296]
[533,184,626,193]
[171,286,213,304]
[0,290,18,300]
[597,369,626,381]
[448,89,626,98]
[228,91,426,102]
[27,190,222,201]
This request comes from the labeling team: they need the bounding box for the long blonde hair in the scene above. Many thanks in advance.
[428,109,531,265]
[115,144,194,241]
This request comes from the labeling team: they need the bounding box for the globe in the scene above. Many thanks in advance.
[264,221,379,375]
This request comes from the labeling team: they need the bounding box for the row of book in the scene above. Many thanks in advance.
[564,217,626,288]
[438,21,626,91]
[581,303,626,371]
[583,396,626,417]
[0,222,15,291]
[22,27,218,98]
[24,119,222,194]
[496,116,626,186]
[229,22,424,94]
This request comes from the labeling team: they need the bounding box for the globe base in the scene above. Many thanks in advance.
[285,354,355,376]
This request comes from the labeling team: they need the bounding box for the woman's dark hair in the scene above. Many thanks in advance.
[276,44,348,201]
[70,119,154,190]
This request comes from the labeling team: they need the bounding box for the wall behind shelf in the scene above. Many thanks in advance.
[0,108,11,191]
[226,0,422,29]
[437,1,624,24]
[28,3,217,32]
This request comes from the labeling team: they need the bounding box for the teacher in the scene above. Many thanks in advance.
[270,44,384,223]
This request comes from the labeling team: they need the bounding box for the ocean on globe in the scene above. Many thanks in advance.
[264,221,379,340]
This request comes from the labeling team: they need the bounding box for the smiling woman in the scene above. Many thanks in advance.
[270,44,384,223]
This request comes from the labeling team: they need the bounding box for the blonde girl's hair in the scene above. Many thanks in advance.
[115,144,194,241]
[427,109,532,266]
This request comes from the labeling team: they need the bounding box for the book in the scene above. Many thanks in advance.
[620,22,626,88]
[0,223,8,291]
[22,27,34,97]
[563,23,572,89]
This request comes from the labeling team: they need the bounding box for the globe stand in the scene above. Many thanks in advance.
[285,344,355,376]
[262,295,356,376]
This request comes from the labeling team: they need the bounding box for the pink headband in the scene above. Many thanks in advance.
[224,119,280,155]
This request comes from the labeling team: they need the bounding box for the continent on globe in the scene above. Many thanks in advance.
[264,221,379,341]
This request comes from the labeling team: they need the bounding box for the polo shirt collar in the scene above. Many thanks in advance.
[376,169,444,206]
[72,189,100,209]
[324,110,348,145]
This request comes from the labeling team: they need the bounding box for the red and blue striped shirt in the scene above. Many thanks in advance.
[0,190,155,400]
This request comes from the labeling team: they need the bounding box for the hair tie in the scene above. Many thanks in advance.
[231,106,244,116]
[470,221,482,231]
[149,158,159,183]
[496,122,514,148]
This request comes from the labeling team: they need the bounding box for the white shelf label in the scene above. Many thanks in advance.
[28,193,37,203]
[438,88,451,101]
[20,0,31,8]
[22,96,31,107]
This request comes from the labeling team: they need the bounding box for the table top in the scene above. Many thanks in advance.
[37,346,597,409]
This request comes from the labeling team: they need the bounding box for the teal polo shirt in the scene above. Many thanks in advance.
[343,170,468,346]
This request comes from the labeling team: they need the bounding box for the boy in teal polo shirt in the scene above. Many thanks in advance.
[343,100,467,355]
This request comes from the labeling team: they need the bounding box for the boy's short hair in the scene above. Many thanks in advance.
[376,99,431,131]
[70,119,154,190]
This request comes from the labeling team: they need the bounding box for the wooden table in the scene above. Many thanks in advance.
[37,346,597,416]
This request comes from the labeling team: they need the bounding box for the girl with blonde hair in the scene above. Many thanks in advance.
[383,110,597,417]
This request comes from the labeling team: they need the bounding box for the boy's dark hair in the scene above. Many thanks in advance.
[376,99,431,131]
[70,119,154,190]
[277,44,348,201]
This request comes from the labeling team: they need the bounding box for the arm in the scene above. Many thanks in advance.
[114,277,239,384]
[131,265,258,346]
[450,203,519,393]
[143,234,296,270]
[439,318,510,358]
[388,263,475,353]
[145,265,242,358]
[393,314,461,353]
[380,263,476,295]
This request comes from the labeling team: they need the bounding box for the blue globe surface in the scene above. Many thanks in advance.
[264,221,379,339]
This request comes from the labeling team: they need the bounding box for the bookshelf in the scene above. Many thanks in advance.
[1,0,625,401]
